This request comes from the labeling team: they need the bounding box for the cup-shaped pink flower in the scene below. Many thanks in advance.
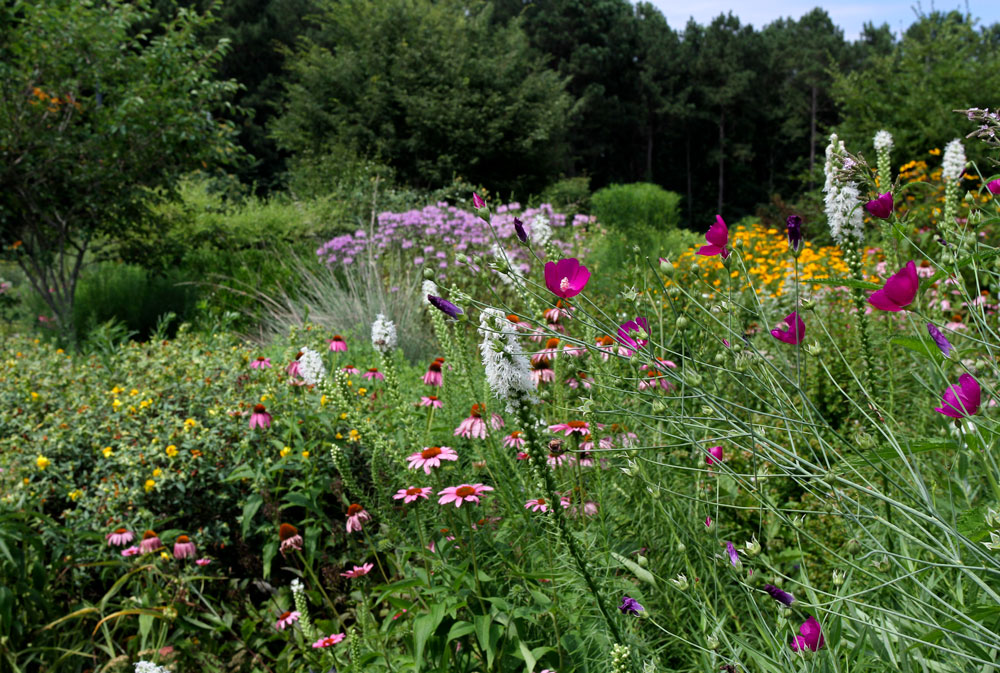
[790,616,825,652]
[935,373,981,418]
[173,535,196,560]
[771,311,805,345]
[865,192,894,219]
[706,446,723,465]
[697,215,730,258]
[438,483,494,507]
[868,260,918,311]
[988,179,1000,195]
[616,317,649,354]
[408,446,458,474]
[544,258,590,299]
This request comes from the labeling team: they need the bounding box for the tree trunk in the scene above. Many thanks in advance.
[646,122,654,182]
[808,84,817,190]
[717,109,725,214]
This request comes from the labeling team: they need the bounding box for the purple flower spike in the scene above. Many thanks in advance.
[771,311,805,345]
[513,217,528,243]
[926,323,953,358]
[725,541,740,568]
[697,215,730,259]
[544,258,590,298]
[865,192,894,219]
[987,179,1000,195]
[790,616,825,652]
[786,214,803,253]
[868,261,918,312]
[935,373,981,418]
[763,584,795,606]
[472,192,486,209]
[427,295,463,319]
[618,595,644,616]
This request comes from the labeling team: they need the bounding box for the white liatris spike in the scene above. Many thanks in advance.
[297,347,326,385]
[134,663,169,673]
[370,314,397,353]
[478,308,537,413]
[873,129,893,152]
[823,133,865,244]
[530,215,553,246]
[421,279,438,304]
[942,139,967,181]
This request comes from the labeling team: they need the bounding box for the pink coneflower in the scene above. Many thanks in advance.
[287,351,303,377]
[561,342,586,358]
[312,633,346,648]
[251,356,271,369]
[419,395,443,408]
[705,446,724,465]
[525,497,549,512]
[547,452,576,468]
[275,610,300,630]
[121,546,140,557]
[407,446,458,474]
[329,334,347,352]
[503,431,525,449]
[531,360,555,384]
[394,486,432,503]
[139,530,162,555]
[363,367,384,381]
[422,360,443,386]
[516,451,530,460]
[577,451,595,467]
[345,504,371,533]
[549,420,589,436]
[544,299,575,321]
[340,562,374,578]
[566,371,591,389]
[249,404,272,429]
[437,483,494,507]
[279,523,303,555]
[580,434,613,451]
[490,413,504,429]
[173,535,196,559]
[638,369,674,391]
[532,337,562,365]
[595,335,616,360]
[506,314,532,331]
[106,528,134,547]
[454,404,489,439]
[582,501,599,517]
[343,365,360,375]
[195,558,211,566]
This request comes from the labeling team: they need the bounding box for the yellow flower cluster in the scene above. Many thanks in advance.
[674,223,849,298]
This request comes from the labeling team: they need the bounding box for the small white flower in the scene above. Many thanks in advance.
[478,308,537,412]
[873,129,893,152]
[135,662,169,673]
[421,279,438,304]
[984,531,1000,551]
[297,347,326,386]
[371,314,397,353]
[942,138,967,181]
[823,133,865,244]
[529,215,553,246]
[291,578,304,593]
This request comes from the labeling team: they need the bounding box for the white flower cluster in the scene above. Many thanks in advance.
[290,578,304,594]
[297,347,326,385]
[421,279,438,304]
[370,314,397,354]
[529,215,553,246]
[478,308,537,413]
[823,134,865,244]
[942,138,967,181]
[135,662,169,673]
[873,129,893,152]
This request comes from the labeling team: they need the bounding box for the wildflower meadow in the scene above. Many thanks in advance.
[4,2,1000,673]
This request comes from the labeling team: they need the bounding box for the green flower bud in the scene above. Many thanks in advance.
[670,573,689,591]
[675,316,689,329]
[682,370,702,387]
[805,341,823,357]
[637,554,648,567]
[659,258,675,275]
[833,569,846,586]
[707,635,720,650]
[667,286,681,298]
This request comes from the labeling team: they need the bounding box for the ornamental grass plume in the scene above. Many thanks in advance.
[278,523,303,555]
[868,261,918,311]
[407,446,458,474]
[139,530,162,555]
[328,334,347,352]
[393,486,432,503]
[437,483,494,507]
[544,258,590,299]
[106,528,133,547]
[345,504,371,533]
[173,535,196,560]
[249,404,272,429]
[790,616,825,652]
[771,311,805,345]
[697,215,730,258]
[935,373,981,418]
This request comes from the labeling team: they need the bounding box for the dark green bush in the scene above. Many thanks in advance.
[591,182,681,234]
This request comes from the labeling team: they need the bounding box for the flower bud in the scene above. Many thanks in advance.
[675,316,689,329]
[636,554,648,567]
[805,342,823,357]
[800,298,815,311]
[707,635,720,650]
[744,537,761,557]
[846,538,861,555]
[855,430,876,450]
[659,258,675,275]
[667,286,681,298]
[670,573,689,591]
[833,569,846,586]
[455,253,468,265]
[682,370,702,387]
[676,541,686,552]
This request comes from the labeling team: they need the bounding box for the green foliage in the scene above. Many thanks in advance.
[591,182,682,234]
[537,177,592,217]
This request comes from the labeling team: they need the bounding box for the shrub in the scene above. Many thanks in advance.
[591,181,681,233]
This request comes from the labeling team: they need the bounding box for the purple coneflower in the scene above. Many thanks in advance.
[250,356,271,369]
[423,360,443,386]
[407,446,458,474]
[437,483,494,507]
[329,334,347,352]
[393,486,432,503]
[279,523,303,555]
[531,360,555,384]
[249,404,272,430]
[503,431,525,449]
[121,546,140,557]
[566,371,592,389]
[275,610,300,630]
[524,497,549,512]
[363,367,384,381]
[340,563,374,578]
[419,395,443,408]
[532,337,562,365]
[454,404,489,439]
[195,558,211,566]
[139,530,162,555]
[173,535,196,560]
[345,504,371,533]
[549,420,590,435]
[343,364,359,374]
[287,351,302,377]
[106,528,134,547]
[312,633,346,648]
[544,299,575,321]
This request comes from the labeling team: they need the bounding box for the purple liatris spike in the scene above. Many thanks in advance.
[427,295,463,319]
[926,323,952,358]
[786,214,803,253]
[513,217,528,243]
[618,595,644,615]
[763,584,795,606]
[865,192,894,219]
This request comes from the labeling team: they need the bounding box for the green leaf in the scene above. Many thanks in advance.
[809,277,881,291]
[957,508,989,542]
[890,336,945,362]
[241,494,263,537]
[610,551,657,586]
[518,639,536,672]
[412,603,446,673]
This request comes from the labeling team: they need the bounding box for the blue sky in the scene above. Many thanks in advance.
[644,1,1000,40]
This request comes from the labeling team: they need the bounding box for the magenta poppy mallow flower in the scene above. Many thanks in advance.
[706,446,723,465]
[771,312,805,345]
[407,446,458,474]
[791,616,825,652]
[987,179,1000,195]
[250,356,271,369]
[106,528,134,547]
[173,535,196,560]
[249,404,272,429]
[345,504,371,533]
[935,373,981,418]
[394,486,432,503]
[472,192,486,209]
[865,192,894,219]
[868,260,918,312]
[697,215,730,258]
[437,483,494,508]
[544,258,590,299]
[313,633,346,648]
[340,562,374,578]
[616,317,650,355]
[275,611,301,631]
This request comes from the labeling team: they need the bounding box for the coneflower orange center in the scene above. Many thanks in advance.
[545,337,561,349]
[510,431,521,438]
[405,487,423,496]
[114,527,127,534]
[536,497,546,505]
[428,362,441,372]
[278,611,291,620]
[278,523,298,540]
[346,504,364,516]
[455,486,476,497]
[176,535,189,543]
[256,356,266,361]
[295,351,303,359]
[142,530,157,540]
[507,314,520,323]
[333,334,344,340]
[254,404,266,413]
[598,335,614,346]
[470,404,483,417]
[568,420,587,428]
[368,367,379,373]
[421,447,442,459]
